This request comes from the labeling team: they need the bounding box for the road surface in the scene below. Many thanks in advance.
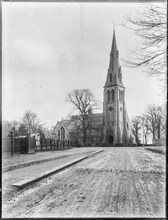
[2,147,165,218]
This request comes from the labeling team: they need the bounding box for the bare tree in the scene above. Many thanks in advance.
[122,3,167,77]
[66,89,100,146]
[21,110,38,133]
[144,104,166,140]
[21,110,45,135]
[141,115,150,145]
[2,120,20,137]
[131,116,142,145]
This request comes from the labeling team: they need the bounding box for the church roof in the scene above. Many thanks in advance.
[55,113,103,134]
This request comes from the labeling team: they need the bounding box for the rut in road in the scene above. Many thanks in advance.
[2,148,165,218]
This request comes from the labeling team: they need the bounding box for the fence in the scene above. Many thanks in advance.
[3,131,75,155]
[35,139,74,151]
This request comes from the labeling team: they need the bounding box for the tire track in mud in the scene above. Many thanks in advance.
[34,152,117,217]
[129,170,148,216]
[66,170,106,217]
[95,171,118,216]
[56,152,113,217]
[82,173,110,217]
[93,149,128,217]
[137,148,165,215]
[23,153,108,217]
[127,149,165,217]
[46,169,100,216]
[24,168,96,217]
[115,155,133,217]
[4,168,91,217]
[126,150,149,216]
[138,165,165,216]
[115,157,127,215]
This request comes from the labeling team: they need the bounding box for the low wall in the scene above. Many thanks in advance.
[152,138,165,146]
[2,137,11,152]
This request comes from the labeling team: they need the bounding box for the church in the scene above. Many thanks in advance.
[53,30,133,146]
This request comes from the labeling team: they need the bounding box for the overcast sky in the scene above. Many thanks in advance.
[2,2,165,128]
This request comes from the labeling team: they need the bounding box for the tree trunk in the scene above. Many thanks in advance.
[153,130,155,140]
[83,131,87,146]
[158,128,160,139]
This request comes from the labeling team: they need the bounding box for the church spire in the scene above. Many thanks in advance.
[104,29,124,88]
[111,29,117,57]
[109,29,119,70]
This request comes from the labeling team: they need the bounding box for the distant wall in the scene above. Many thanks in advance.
[152,138,165,146]
[2,137,11,152]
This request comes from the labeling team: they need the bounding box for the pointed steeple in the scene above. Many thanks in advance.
[111,29,117,57]
[109,29,119,70]
[104,29,124,88]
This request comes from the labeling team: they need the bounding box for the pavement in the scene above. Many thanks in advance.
[2,147,102,168]
[2,147,103,190]
[139,146,166,155]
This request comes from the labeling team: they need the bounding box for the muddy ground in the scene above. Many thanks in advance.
[2,147,165,218]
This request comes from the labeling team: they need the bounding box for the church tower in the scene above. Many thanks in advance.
[103,30,130,145]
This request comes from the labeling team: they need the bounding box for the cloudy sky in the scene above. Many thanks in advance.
[2,2,165,128]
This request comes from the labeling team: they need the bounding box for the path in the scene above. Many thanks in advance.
[2,147,165,218]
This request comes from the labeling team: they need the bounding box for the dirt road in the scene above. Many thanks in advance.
[2,147,165,218]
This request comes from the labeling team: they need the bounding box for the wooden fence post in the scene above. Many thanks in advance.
[27,132,30,153]
[10,131,14,156]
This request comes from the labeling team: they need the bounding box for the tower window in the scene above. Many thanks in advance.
[121,91,124,101]
[110,73,112,82]
[119,90,123,101]
[118,74,121,83]
[117,50,119,57]
[112,89,115,101]
[107,90,110,101]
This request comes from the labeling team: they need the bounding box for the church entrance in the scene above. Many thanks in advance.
[109,135,113,145]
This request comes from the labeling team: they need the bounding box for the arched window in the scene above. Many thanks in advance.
[110,73,112,82]
[121,91,124,101]
[117,50,119,57]
[107,90,110,101]
[112,89,115,101]
[118,74,121,83]
[60,127,65,140]
[107,107,114,122]
[119,90,123,101]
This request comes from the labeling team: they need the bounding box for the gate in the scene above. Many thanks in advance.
[20,137,28,154]
[10,131,35,155]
